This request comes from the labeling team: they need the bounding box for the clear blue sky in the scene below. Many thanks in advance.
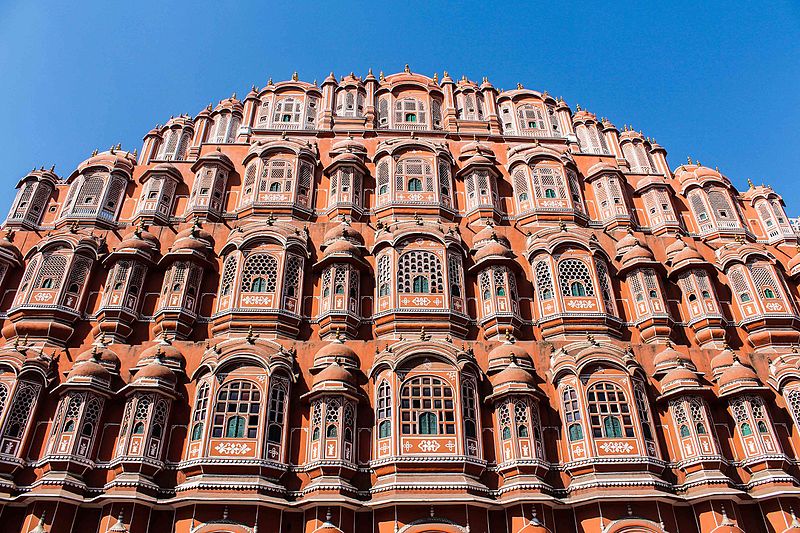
[1,1,798,214]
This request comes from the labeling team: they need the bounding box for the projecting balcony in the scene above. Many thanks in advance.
[696,219,752,241]
[57,207,119,229]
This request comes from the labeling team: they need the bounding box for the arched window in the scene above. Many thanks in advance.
[534,261,554,300]
[562,387,583,441]
[531,164,567,200]
[211,381,261,439]
[400,376,455,435]
[376,381,392,438]
[377,254,391,297]
[395,98,426,126]
[570,281,586,296]
[273,97,303,127]
[267,378,288,444]
[586,382,634,438]
[397,251,443,294]
[0,381,41,447]
[240,253,278,294]
[419,412,437,434]
[633,383,654,441]
[226,416,245,438]
[219,255,237,297]
[396,158,434,193]
[461,378,479,439]
[558,258,595,297]
[603,416,623,437]
[517,104,546,132]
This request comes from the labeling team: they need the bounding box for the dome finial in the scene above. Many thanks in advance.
[404,64,410,73]
[291,71,298,81]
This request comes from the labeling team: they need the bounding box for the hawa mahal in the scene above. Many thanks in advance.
[0,66,799,532]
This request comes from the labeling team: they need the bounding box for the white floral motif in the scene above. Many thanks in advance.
[418,440,441,452]
[214,442,251,455]
[599,441,634,454]
[34,292,53,302]
[566,300,596,309]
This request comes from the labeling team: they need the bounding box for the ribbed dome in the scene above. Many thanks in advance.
[474,240,512,262]
[138,341,185,366]
[571,109,595,122]
[665,237,688,257]
[661,364,701,390]
[614,230,640,257]
[473,224,500,244]
[314,340,358,367]
[323,239,360,258]
[788,249,800,274]
[487,340,532,372]
[517,522,551,533]
[673,242,704,264]
[67,360,110,381]
[76,345,120,369]
[490,361,535,387]
[653,343,690,372]
[621,241,655,264]
[331,137,367,155]
[170,223,213,253]
[323,221,364,246]
[134,359,176,385]
[717,359,759,390]
[313,361,355,387]
[117,226,159,253]
[710,347,736,375]
[0,234,20,256]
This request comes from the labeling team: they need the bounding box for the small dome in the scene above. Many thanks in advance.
[474,240,512,262]
[330,152,363,166]
[67,360,110,381]
[117,226,159,254]
[323,239,360,259]
[571,109,596,123]
[135,359,176,385]
[661,364,701,391]
[459,140,495,161]
[673,242,704,264]
[0,234,20,257]
[138,341,185,366]
[665,237,687,257]
[170,223,213,253]
[487,340,532,372]
[473,224,501,244]
[76,345,120,369]
[620,241,655,265]
[653,343,691,372]
[331,137,367,155]
[323,221,364,246]
[614,231,640,257]
[313,361,355,387]
[490,361,535,388]
[718,359,759,391]
[517,521,551,533]
[710,347,736,375]
[314,340,359,368]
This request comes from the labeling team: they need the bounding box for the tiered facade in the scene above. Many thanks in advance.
[1,67,800,532]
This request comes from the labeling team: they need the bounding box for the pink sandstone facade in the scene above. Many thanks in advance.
[0,66,799,532]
